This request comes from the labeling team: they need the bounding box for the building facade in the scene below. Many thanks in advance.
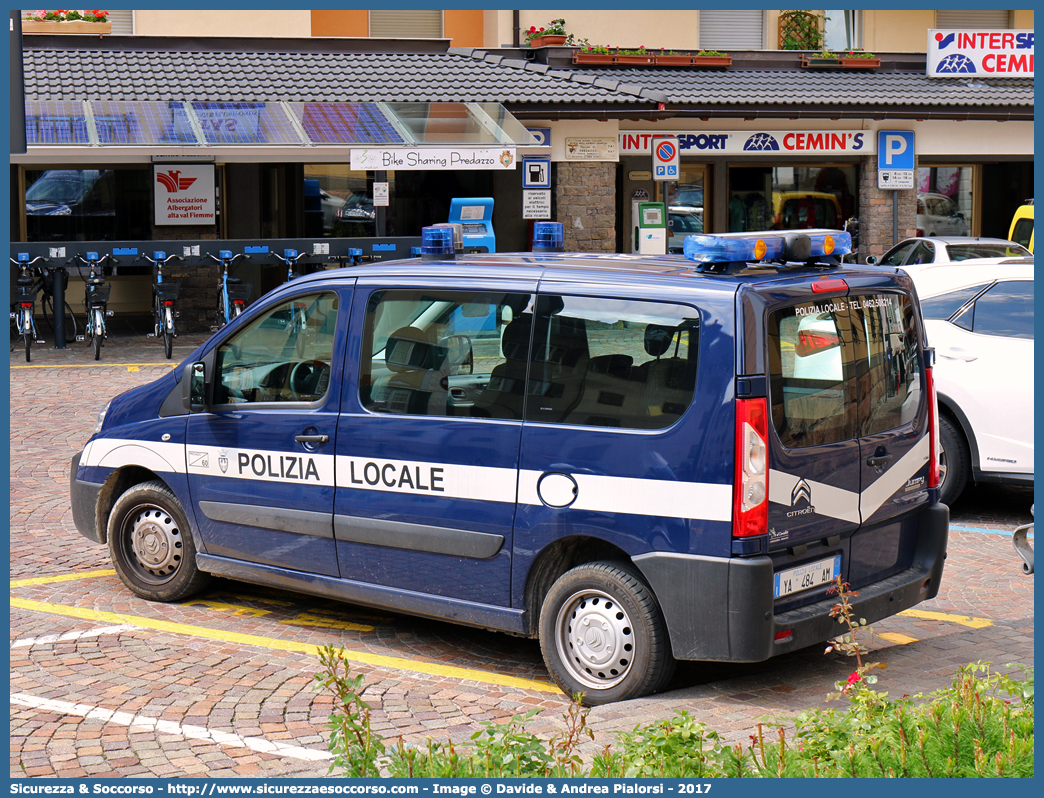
[10,9,1033,327]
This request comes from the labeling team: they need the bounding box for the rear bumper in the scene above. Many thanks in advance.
[70,451,104,544]
[635,502,949,662]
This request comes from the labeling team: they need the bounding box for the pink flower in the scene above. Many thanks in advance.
[34,10,46,19]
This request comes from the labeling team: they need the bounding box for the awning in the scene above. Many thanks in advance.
[18,100,541,162]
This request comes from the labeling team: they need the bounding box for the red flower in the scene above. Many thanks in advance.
[528,26,536,33]
[847,672,861,685]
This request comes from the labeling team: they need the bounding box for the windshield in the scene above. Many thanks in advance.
[26,170,102,204]
[945,243,1030,261]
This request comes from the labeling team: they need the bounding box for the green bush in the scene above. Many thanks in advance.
[313,647,1033,779]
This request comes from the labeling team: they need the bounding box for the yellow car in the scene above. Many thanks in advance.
[1009,200,1034,253]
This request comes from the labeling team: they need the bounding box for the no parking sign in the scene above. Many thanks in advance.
[652,136,679,181]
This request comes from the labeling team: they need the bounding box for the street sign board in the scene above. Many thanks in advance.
[877,130,915,190]
[522,157,551,189]
[652,135,680,181]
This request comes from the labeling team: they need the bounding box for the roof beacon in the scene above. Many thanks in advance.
[532,221,565,252]
[683,230,853,269]
[421,225,456,260]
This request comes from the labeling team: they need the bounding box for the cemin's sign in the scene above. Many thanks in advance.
[927,29,1034,77]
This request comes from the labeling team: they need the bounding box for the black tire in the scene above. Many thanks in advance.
[24,332,31,362]
[938,414,970,507]
[163,305,175,358]
[539,561,676,706]
[93,310,103,361]
[107,481,210,602]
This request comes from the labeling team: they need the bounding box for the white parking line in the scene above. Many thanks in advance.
[12,625,139,648]
[9,693,333,762]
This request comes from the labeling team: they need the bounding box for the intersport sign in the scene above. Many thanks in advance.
[927,29,1034,77]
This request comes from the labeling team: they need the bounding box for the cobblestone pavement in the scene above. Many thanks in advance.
[10,331,1035,778]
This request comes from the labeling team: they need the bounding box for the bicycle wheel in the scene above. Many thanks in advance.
[93,309,103,361]
[24,331,31,362]
[163,307,174,359]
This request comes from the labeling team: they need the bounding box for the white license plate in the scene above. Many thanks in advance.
[774,555,841,599]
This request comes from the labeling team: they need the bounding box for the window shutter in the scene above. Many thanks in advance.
[369,10,443,38]
[699,10,764,50]
[108,10,134,35]
[936,11,1013,29]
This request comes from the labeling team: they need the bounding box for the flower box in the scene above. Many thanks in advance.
[22,19,112,35]
[801,54,880,69]
[839,57,881,69]
[615,54,656,65]
[529,34,568,47]
[653,55,693,66]
[691,55,732,67]
[573,51,616,65]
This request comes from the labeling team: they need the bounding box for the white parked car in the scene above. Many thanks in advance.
[917,192,968,237]
[902,258,1034,505]
[873,236,1030,268]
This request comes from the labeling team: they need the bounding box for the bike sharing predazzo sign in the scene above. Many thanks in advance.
[154,163,216,225]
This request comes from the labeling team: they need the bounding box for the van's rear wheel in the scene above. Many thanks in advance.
[539,561,675,705]
[107,481,210,602]
[938,415,970,507]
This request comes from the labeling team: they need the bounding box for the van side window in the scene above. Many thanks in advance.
[521,295,700,430]
[768,293,920,446]
[360,290,532,417]
[214,293,338,404]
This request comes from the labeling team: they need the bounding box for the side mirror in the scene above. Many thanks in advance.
[864,255,879,265]
[184,360,210,411]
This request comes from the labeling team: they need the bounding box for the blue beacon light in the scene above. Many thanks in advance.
[532,221,564,252]
[421,225,456,258]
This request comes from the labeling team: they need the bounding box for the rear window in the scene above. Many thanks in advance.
[768,293,921,448]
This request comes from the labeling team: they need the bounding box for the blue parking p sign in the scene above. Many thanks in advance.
[878,130,915,170]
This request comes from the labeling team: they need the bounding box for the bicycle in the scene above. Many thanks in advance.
[70,252,115,361]
[270,248,308,283]
[137,251,183,359]
[9,254,47,362]
[205,250,252,330]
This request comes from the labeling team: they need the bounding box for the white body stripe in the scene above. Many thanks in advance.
[769,435,931,523]
[861,435,930,517]
[80,438,185,474]
[769,470,860,524]
[187,445,336,487]
[334,455,517,502]
[519,470,733,523]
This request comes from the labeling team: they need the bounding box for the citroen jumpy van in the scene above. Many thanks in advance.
[71,229,949,704]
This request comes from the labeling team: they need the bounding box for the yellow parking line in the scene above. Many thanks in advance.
[11,569,117,588]
[10,597,559,694]
[11,363,176,370]
[878,632,919,645]
[899,608,993,629]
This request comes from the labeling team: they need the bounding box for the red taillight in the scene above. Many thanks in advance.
[795,329,840,357]
[232,299,245,306]
[734,397,769,538]
[20,302,33,309]
[926,366,940,489]
[162,300,174,306]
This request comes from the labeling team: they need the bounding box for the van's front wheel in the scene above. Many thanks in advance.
[539,561,675,705]
[107,481,210,602]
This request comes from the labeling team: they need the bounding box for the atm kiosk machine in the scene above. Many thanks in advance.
[448,197,496,253]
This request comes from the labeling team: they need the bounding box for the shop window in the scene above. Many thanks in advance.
[303,165,373,238]
[728,165,857,237]
[667,166,705,254]
[917,166,973,237]
[23,167,151,243]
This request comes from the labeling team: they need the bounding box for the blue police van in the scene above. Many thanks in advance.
[70,229,949,704]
